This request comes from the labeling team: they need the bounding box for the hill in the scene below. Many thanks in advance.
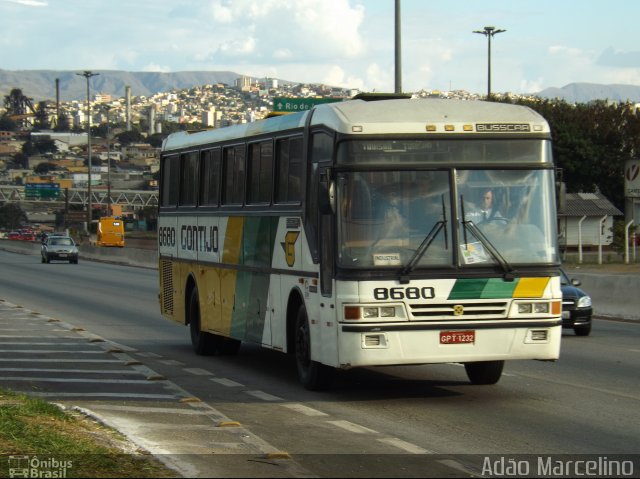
[0,70,247,102]
[535,82,640,103]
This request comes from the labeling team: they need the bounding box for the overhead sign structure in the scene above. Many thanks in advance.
[625,159,640,198]
[272,97,342,113]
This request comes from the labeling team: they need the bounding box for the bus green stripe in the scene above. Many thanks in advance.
[229,217,279,341]
[448,278,518,300]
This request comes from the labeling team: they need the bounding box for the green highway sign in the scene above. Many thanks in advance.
[25,183,60,199]
[273,97,342,113]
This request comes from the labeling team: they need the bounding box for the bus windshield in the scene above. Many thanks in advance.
[336,167,558,269]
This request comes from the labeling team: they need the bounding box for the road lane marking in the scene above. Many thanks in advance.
[86,405,213,414]
[0,376,164,384]
[184,368,213,375]
[377,437,432,454]
[31,392,177,399]
[281,403,328,417]
[327,420,378,434]
[210,377,244,387]
[245,390,283,401]
[0,368,140,374]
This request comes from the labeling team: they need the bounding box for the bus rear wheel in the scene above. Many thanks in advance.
[295,305,333,391]
[464,360,504,385]
[188,287,215,355]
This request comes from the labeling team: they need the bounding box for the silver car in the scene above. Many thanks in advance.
[41,235,79,264]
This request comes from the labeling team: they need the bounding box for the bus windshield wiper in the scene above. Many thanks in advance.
[399,195,448,284]
[462,219,515,281]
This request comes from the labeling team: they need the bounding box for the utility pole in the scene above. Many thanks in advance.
[76,71,99,233]
[473,26,506,99]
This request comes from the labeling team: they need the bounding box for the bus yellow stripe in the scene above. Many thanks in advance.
[222,217,244,264]
[513,277,549,298]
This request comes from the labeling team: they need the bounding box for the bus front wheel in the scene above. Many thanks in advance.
[464,360,504,385]
[295,305,333,391]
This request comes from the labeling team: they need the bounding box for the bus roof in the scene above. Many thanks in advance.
[162,98,550,152]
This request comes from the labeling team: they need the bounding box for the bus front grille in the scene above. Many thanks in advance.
[160,260,174,315]
[409,301,508,320]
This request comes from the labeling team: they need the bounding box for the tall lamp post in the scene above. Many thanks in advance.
[473,26,506,99]
[394,0,402,94]
[76,71,99,233]
[102,105,113,217]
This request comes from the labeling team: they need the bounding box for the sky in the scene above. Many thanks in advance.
[1,0,639,95]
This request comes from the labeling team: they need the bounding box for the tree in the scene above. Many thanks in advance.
[34,162,58,174]
[115,129,144,145]
[0,203,28,230]
[22,137,58,156]
[499,97,640,211]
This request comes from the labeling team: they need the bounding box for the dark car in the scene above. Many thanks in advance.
[41,235,79,264]
[560,268,592,336]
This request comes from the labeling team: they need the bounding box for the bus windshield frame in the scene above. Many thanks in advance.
[335,138,558,271]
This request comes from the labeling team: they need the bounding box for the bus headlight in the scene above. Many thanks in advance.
[380,307,396,317]
[518,303,533,314]
[516,302,551,315]
[534,303,549,313]
[362,307,379,318]
[343,305,400,321]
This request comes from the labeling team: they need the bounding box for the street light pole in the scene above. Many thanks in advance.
[394,0,402,94]
[76,71,99,233]
[102,105,112,217]
[473,26,506,99]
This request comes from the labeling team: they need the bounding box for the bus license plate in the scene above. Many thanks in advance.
[440,330,475,344]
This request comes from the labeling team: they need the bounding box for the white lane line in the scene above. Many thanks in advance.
[0,368,140,374]
[0,358,121,363]
[210,377,244,387]
[30,392,177,399]
[245,390,283,401]
[377,437,432,454]
[86,405,213,415]
[183,367,213,376]
[0,376,162,384]
[0,349,104,354]
[135,352,162,358]
[159,359,184,366]
[281,403,328,417]
[326,420,378,434]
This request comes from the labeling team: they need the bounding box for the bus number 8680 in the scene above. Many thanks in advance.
[373,287,435,301]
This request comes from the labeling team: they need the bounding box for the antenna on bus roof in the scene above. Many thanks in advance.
[351,92,412,101]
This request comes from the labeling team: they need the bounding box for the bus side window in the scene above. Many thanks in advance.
[161,155,180,207]
[179,151,198,206]
[275,136,303,203]
[200,149,221,207]
[222,144,246,205]
[247,140,273,204]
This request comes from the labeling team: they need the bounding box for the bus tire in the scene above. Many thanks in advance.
[295,305,333,391]
[188,287,215,355]
[464,360,504,385]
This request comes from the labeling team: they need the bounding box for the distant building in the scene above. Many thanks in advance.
[235,76,252,92]
[558,192,623,248]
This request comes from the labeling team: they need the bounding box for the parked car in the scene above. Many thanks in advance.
[7,231,21,240]
[41,235,79,264]
[560,268,592,336]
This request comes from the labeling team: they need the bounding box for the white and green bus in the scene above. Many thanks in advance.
[158,97,562,390]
